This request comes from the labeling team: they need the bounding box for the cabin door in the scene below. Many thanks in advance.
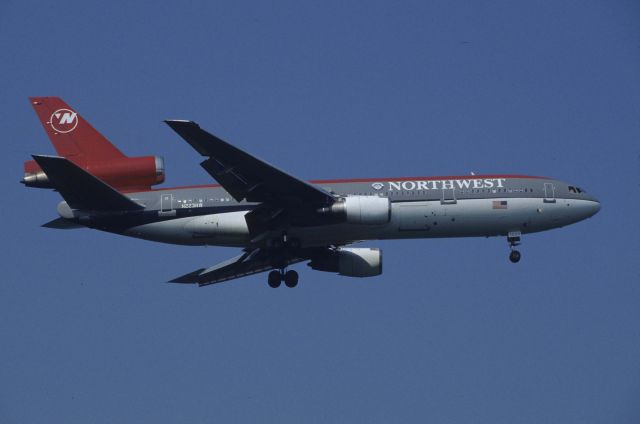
[543,183,556,203]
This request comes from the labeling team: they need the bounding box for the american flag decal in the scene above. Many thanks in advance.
[492,200,508,209]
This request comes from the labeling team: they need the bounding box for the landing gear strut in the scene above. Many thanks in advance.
[267,269,299,288]
[268,232,301,250]
[267,231,301,287]
[507,231,522,263]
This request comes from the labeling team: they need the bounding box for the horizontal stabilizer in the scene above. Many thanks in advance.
[42,217,84,229]
[32,155,144,211]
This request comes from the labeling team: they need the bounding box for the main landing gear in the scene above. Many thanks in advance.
[268,269,299,288]
[507,231,522,263]
[267,231,301,288]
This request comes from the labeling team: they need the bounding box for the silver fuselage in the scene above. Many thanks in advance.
[63,175,599,248]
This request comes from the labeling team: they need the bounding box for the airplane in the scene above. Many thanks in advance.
[23,97,601,288]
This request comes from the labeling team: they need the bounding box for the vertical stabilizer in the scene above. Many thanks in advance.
[24,97,165,191]
[28,97,126,163]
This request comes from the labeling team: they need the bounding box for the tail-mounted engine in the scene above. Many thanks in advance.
[308,247,382,277]
[319,195,391,225]
[22,156,165,191]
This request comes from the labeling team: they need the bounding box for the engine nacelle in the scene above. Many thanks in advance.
[22,156,165,190]
[184,211,250,245]
[322,195,390,225]
[308,247,382,277]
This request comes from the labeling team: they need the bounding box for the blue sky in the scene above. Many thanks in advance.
[1,1,639,422]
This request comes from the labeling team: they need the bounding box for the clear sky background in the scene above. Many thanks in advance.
[1,1,639,422]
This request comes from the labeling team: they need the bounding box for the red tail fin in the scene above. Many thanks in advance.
[24,97,165,191]
[29,97,126,163]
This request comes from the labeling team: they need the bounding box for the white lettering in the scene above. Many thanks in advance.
[456,180,471,189]
[402,181,416,190]
[442,180,454,190]
[380,178,507,192]
[59,112,77,124]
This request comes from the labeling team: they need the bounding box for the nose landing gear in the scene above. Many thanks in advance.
[509,250,521,263]
[267,269,299,288]
[507,231,522,263]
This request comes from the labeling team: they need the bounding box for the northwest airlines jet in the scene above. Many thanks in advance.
[23,97,600,288]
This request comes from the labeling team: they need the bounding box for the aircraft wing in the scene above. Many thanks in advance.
[164,120,334,205]
[169,248,305,287]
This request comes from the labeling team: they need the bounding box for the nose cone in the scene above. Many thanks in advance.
[588,200,600,217]
[576,199,601,221]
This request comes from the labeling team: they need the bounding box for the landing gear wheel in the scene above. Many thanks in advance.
[506,232,522,264]
[509,250,521,263]
[268,270,282,288]
[284,270,299,288]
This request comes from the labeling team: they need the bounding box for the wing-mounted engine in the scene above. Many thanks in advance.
[308,247,382,277]
[319,195,390,225]
[22,156,165,191]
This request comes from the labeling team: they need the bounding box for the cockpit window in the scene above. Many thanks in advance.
[568,186,586,194]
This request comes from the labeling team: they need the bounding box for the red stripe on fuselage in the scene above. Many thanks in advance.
[122,174,548,194]
[308,174,547,184]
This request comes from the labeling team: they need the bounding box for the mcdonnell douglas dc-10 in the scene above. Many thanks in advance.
[23,97,600,288]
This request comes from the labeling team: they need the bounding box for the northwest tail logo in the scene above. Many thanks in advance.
[49,109,78,133]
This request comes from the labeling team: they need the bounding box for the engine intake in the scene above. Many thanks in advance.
[321,195,390,225]
[308,247,382,277]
